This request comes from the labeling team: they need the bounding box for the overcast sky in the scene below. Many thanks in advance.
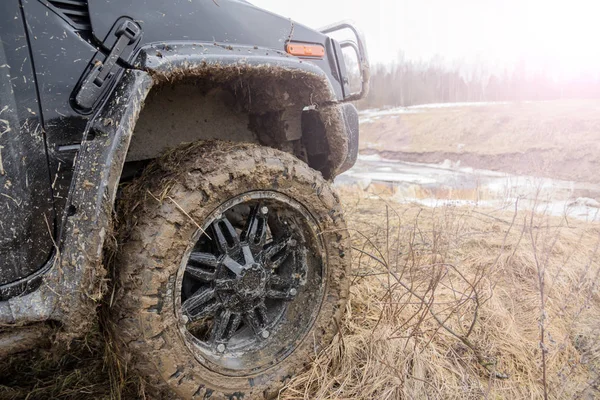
[251,0,600,79]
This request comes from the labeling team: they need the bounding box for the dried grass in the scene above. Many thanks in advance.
[283,188,600,399]
[0,324,137,400]
[1,189,598,399]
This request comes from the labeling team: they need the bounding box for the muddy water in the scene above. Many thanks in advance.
[335,155,600,221]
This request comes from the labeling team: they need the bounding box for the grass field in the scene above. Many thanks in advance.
[284,188,600,399]
[1,188,599,399]
[359,100,600,184]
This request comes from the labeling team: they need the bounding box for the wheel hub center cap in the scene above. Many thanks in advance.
[238,264,266,296]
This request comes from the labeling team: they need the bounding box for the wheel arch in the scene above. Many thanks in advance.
[128,44,350,179]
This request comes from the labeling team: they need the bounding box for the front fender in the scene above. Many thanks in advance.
[135,42,341,103]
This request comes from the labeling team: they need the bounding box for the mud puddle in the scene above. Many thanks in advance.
[335,155,600,221]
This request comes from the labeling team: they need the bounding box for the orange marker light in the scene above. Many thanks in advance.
[286,43,325,58]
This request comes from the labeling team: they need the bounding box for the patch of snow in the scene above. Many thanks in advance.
[438,159,462,170]
[358,106,423,124]
[357,154,384,162]
[569,197,600,208]
[336,155,600,222]
[358,102,512,124]
[344,171,438,185]
[408,101,509,109]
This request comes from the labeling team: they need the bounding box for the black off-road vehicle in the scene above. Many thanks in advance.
[0,0,368,398]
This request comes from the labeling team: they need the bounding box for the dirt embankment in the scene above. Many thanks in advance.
[359,100,600,184]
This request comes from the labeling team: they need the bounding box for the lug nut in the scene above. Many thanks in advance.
[261,206,269,215]
[261,330,270,339]
[289,288,298,296]
[217,344,226,353]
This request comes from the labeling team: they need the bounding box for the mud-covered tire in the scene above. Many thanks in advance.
[110,141,350,399]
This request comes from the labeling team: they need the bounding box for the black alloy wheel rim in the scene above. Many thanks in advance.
[175,191,326,375]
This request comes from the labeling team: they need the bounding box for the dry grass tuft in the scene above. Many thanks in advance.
[283,188,600,399]
[0,324,139,400]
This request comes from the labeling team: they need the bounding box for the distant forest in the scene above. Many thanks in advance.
[353,54,600,109]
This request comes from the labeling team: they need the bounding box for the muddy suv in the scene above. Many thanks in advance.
[0,0,368,398]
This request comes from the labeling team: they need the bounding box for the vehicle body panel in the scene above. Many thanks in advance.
[0,1,55,287]
[0,68,153,330]
[20,0,98,228]
[87,0,346,100]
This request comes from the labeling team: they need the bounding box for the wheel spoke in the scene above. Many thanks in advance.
[214,279,235,291]
[241,244,254,265]
[242,204,268,250]
[256,303,269,326]
[189,251,218,268]
[185,265,216,282]
[185,251,219,282]
[222,255,244,276]
[244,307,265,334]
[211,309,232,343]
[269,274,294,288]
[182,288,218,320]
[191,302,221,322]
[268,249,293,270]
[264,236,295,262]
[186,252,218,281]
[296,248,309,282]
[212,217,239,252]
[226,313,243,340]
[266,288,296,301]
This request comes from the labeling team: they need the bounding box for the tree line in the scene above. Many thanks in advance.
[353,54,600,109]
